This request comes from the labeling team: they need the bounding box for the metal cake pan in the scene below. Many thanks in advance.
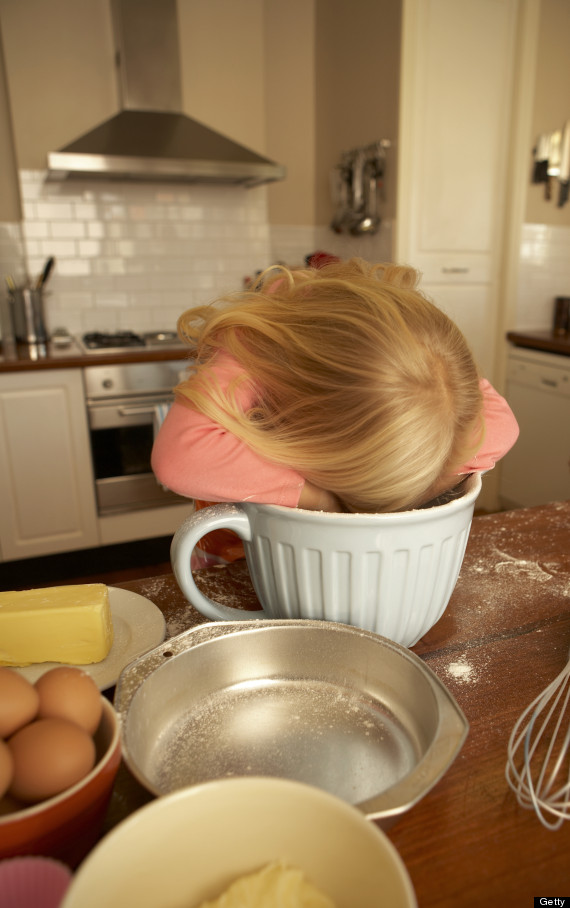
[114,620,468,827]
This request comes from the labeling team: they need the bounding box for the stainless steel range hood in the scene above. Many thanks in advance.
[47,0,285,187]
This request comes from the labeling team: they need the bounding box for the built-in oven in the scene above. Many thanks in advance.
[83,358,191,515]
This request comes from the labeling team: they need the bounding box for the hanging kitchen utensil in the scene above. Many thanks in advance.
[350,157,381,236]
[543,130,562,201]
[558,121,570,208]
[532,134,550,184]
[348,149,366,229]
[329,140,389,235]
[330,157,353,233]
[35,256,55,291]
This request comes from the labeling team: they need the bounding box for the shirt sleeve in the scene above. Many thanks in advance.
[151,354,305,507]
[456,378,520,474]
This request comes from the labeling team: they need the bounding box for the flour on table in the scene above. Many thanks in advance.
[166,603,200,638]
[446,654,477,684]
[492,549,554,583]
[138,576,171,598]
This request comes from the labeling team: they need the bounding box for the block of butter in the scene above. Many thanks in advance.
[0,583,114,666]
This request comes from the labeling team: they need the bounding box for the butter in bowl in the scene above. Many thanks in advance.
[60,777,417,908]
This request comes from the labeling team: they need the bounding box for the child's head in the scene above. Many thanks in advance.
[177,258,483,512]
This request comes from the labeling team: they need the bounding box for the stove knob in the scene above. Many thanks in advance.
[102,379,113,389]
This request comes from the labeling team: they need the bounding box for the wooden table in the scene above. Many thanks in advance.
[108,500,570,907]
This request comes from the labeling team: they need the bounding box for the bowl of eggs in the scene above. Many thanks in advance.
[0,666,121,868]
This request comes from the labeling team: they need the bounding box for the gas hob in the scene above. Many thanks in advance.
[77,330,187,354]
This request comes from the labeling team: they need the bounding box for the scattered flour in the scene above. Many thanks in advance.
[492,549,554,583]
[446,655,477,684]
[166,604,201,638]
[138,575,171,598]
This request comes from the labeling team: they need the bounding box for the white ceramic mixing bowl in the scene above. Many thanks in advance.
[171,472,481,647]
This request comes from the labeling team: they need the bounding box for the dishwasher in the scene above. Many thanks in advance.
[499,345,570,508]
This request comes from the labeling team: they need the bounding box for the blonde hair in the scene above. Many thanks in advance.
[176,259,483,512]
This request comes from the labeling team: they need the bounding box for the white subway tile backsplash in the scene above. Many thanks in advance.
[6,176,570,346]
[78,240,102,257]
[24,240,42,257]
[22,221,48,239]
[96,293,129,308]
[41,240,76,257]
[56,292,94,309]
[51,221,86,238]
[55,259,91,277]
[74,203,99,220]
[36,202,74,220]
[516,223,570,330]
[107,223,126,239]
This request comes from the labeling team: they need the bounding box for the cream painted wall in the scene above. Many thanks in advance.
[314,0,401,227]
[525,0,570,226]
[264,0,317,226]
[0,0,117,171]
[177,0,266,152]
[1,0,269,171]
[0,21,20,220]
[0,0,314,225]
[0,0,400,231]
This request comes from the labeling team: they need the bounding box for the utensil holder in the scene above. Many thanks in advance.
[9,289,48,344]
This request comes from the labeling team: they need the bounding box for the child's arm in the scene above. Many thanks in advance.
[456,378,519,474]
[298,480,344,512]
[151,398,306,506]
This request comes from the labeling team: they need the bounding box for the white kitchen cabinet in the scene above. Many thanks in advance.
[0,368,99,560]
[396,0,519,379]
[499,347,570,508]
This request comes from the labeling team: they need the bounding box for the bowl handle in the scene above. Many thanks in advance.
[170,503,264,621]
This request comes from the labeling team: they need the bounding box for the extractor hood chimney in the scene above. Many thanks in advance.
[47,0,285,187]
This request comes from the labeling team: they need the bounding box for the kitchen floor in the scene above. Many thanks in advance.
[0,536,173,592]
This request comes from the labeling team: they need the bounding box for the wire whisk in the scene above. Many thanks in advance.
[506,653,570,830]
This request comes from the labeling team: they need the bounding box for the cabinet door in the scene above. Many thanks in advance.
[396,0,518,376]
[0,369,99,560]
[421,282,499,378]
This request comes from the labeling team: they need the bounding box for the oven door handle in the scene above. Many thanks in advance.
[117,405,158,418]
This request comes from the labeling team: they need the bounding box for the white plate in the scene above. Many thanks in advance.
[15,587,166,691]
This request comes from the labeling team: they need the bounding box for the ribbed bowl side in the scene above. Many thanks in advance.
[246,515,473,646]
[238,474,480,647]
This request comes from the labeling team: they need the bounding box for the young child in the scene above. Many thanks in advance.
[152,259,518,527]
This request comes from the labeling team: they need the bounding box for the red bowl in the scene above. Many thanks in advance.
[0,699,121,868]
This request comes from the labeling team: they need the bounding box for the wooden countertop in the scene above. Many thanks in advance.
[4,330,568,370]
[0,338,191,372]
[105,500,570,906]
[507,329,570,356]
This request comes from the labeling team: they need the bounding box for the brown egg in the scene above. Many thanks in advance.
[8,717,96,803]
[0,740,13,799]
[35,666,103,735]
[0,667,40,738]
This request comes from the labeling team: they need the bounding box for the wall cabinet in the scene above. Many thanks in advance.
[0,368,99,561]
[396,0,519,380]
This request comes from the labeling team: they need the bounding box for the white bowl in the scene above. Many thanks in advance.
[61,777,416,908]
[172,472,482,647]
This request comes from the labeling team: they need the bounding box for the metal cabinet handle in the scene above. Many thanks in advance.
[118,406,156,417]
[442,267,470,274]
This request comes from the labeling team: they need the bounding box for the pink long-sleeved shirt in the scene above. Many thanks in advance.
[151,352,519,506]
